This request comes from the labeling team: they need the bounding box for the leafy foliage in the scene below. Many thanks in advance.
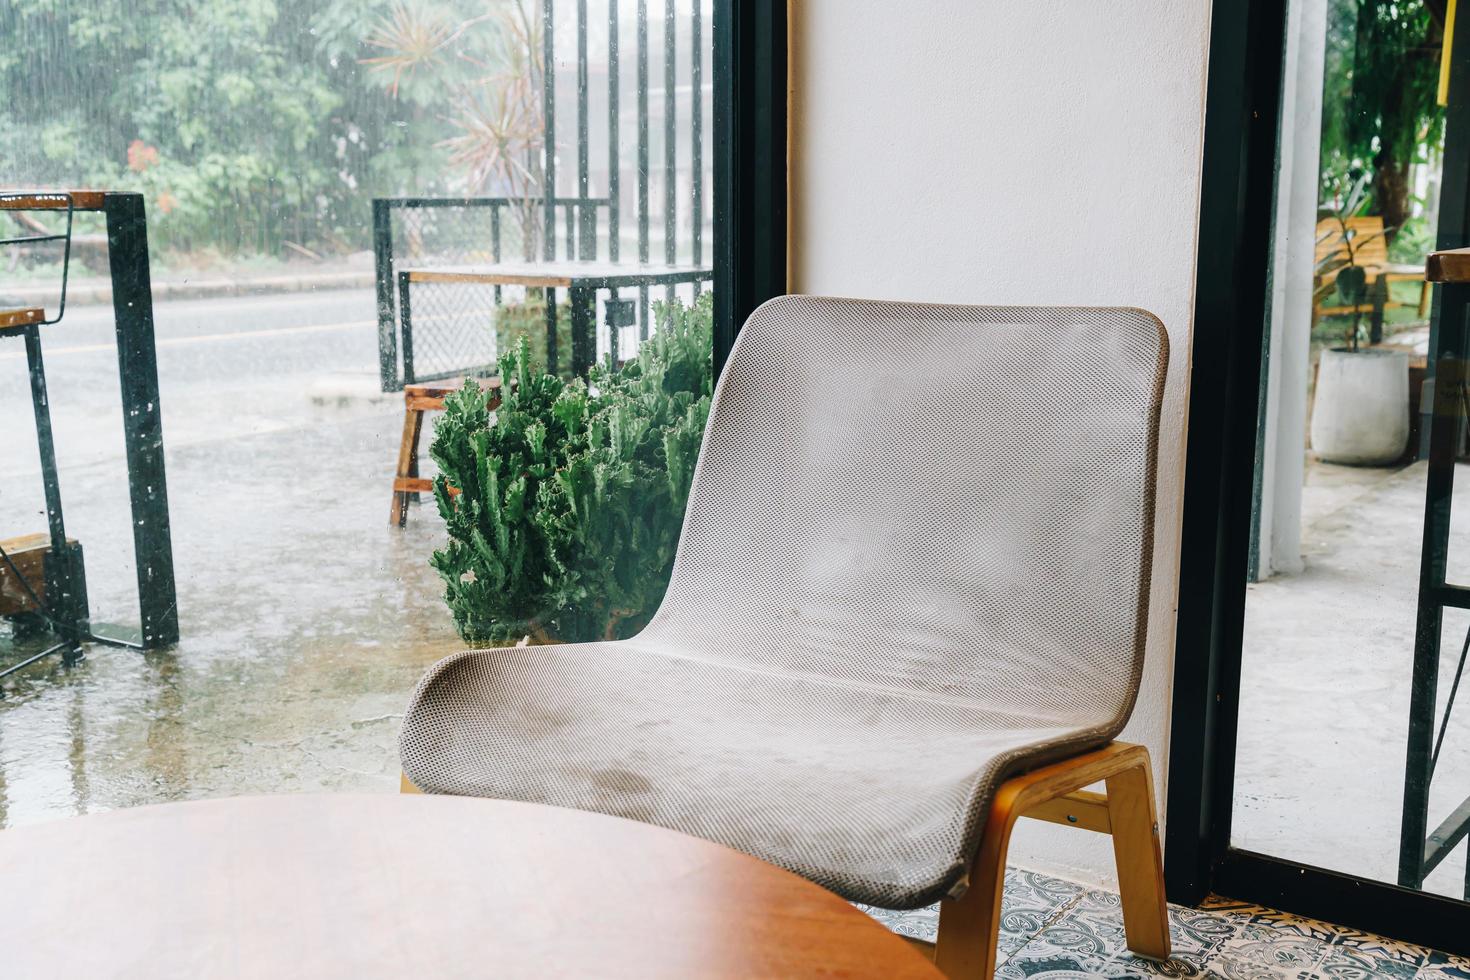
[1315,172,1390,351]
[1319,0,1445,241]
[494,292,575,380]
[430,294,713,646]
[0,0,534,258]
[428,336,572,645]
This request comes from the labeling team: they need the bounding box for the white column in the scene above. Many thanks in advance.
[1258,0,1326,578]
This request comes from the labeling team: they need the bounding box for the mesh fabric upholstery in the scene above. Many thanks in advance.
[400,296,1167,909]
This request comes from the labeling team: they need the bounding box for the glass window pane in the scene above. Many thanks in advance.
[0,0,715,823]
[1234,0,1470,904]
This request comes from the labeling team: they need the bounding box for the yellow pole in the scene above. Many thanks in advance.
[1440,0,1458,106]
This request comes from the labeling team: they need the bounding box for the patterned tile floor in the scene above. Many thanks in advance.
[860,869,1470,979]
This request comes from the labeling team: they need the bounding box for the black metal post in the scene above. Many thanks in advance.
[609,0,621,263]
[545,286,560,375]
[1423,5,1470,458]
[103,192,178,649]
[664,0,678,305]
[608,286,621,364]
[637,0,651,338]
[1403,291,1470,888]
[1161,0,1285,905]
[23,326,67,564]
[570,285,594,376]
[577,0,594,259]
[543,0,557,262]
[711,0,787,379]
[691,0,703,267]
[372,199,399,392]
[398,271,417,385]
[23,324,84,660]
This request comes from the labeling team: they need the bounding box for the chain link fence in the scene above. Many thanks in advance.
[376,197,706,388]
[375,199,518,388]
[376,197,598,388]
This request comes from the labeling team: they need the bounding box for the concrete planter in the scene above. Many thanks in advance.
[1310,347,1410,465]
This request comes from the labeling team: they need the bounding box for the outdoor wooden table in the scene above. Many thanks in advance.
[398,261,712,377]
[0,189,178,650]
[0,793,940,979]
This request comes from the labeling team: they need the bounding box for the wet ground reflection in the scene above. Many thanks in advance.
[1,332,462,826]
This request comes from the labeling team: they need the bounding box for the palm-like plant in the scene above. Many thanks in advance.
[362,0,548,259]
[440,0,546,259]
[1314,172,1392,352]
[361,3,459,96]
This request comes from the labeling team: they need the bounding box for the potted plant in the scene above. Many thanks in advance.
[429,294,713,646]
[1308,174,1410,465]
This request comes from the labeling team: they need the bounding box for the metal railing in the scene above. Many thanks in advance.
[1403,349,1470,898]
[373,196,611,387]
[374,0,711,391]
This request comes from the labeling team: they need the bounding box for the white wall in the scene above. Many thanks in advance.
[789,0,1212,886]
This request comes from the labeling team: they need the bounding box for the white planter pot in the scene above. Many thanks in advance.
[1309,347,1410,465]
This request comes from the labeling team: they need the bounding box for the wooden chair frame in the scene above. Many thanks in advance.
[402,740,1169,978]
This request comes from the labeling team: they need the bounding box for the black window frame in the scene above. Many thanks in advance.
[712,0,787,375]
[1168,0,1470,955]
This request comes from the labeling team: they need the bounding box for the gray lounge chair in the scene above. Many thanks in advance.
[400,296,1171,976]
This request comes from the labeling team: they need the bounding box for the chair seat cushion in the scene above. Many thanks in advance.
[399,640,1104,909]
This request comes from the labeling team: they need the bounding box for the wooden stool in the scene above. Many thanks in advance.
[0,532,74,617]
[390,377,501,526]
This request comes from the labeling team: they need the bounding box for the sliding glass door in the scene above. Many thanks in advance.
[1171,0,1470,954]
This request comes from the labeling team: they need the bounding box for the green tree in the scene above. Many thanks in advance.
[1320,0,1445,241]
[0,0,526,258]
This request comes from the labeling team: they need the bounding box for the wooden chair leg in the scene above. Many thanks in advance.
[930,742,1170,978]
[1420,280,1433,320]
[933,789,1013,979]
[1106,757,1170,960]
[389,405,424,527]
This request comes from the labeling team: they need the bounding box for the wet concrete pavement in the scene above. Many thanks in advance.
[0,288,462,827]
[1236,459,1470,900]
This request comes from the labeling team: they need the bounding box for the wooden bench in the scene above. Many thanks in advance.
[390,377,502,526]
[1315,216,1431,329]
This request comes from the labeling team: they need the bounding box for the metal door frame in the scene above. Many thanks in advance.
[1167,0,1470,956]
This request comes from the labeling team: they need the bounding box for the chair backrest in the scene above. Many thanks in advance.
[1316,215,1389,269]
[642,296,1167,732]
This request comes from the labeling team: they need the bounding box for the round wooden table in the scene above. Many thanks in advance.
[0,793,940,978]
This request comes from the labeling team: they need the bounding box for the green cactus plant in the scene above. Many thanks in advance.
[493,289,575,378]
[430,293,713,645]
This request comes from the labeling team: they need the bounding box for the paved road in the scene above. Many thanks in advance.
[1,288,384,485]
[1,285,414,627]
